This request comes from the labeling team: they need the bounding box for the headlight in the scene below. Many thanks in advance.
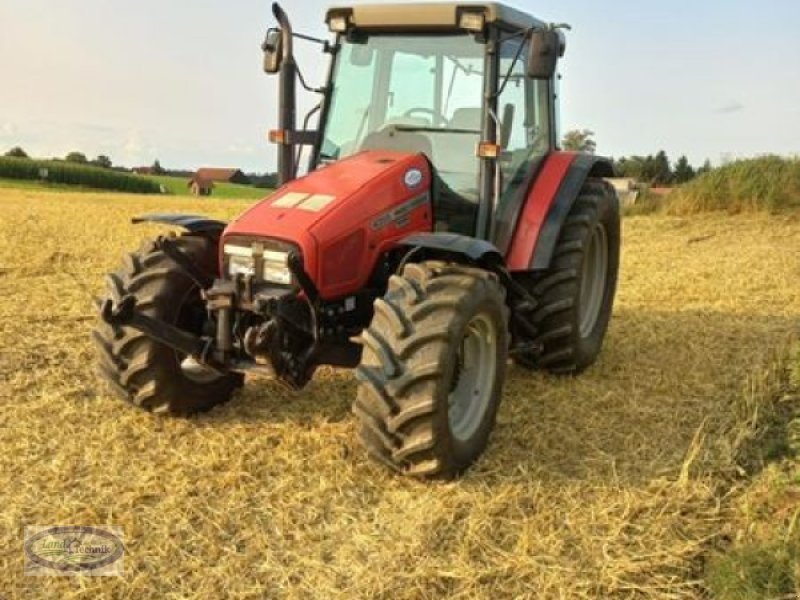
[262,249,292,285]
[223,244,292,285]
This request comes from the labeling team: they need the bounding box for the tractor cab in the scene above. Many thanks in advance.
[264,2,565,244]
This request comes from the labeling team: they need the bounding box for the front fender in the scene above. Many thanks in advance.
[132,213,227,235]
[399,232,503,266]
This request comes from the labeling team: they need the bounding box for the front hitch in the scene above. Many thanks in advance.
[101,295,218,368]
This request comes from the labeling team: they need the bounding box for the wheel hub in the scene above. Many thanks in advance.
[578,223,608,338]
[447,312,497,442]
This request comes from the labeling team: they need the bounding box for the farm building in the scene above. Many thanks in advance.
[605,177,640,208]
[132,166,156,175]
[187,176,213,196]
[195,168,251,185]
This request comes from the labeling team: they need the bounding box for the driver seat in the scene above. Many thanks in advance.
[359,127,433,161]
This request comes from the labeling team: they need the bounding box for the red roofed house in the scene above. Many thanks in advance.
[195,168,251,185]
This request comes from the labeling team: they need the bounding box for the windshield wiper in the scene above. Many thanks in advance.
[393,125,480,135]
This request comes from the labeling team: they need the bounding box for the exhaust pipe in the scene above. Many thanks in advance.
[272,3,297,185]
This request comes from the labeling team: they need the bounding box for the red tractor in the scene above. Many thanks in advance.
[95,2,620,479]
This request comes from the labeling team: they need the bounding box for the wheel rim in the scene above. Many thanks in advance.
[578,223,609,338]
[448,312,498,442]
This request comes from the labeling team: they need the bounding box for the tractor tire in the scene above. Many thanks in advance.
[354,261,509,479]
[92,233,242,415]
[516,178,620,374]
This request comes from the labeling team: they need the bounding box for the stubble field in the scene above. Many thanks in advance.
[1,188,798,598]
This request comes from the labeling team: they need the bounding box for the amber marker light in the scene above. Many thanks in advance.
[268,129,287,144]
[477,142,502,159]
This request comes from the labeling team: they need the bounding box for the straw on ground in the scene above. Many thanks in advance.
[1,188,799,598]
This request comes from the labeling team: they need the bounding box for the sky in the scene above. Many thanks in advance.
[1,0,799,173]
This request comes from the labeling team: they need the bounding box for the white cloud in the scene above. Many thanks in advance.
[226,142,256,154]
[119,129,159,165]
[0,122,18,138]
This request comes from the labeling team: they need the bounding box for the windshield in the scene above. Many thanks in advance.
[321,34,485,201]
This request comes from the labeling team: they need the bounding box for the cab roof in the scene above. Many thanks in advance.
[326,2,545,33]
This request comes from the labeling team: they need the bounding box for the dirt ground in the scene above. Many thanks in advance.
[1,188,799,598]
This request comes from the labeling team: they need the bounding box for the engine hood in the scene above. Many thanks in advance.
[222,150,433,299]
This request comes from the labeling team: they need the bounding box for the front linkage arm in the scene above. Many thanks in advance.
[100,295,220,371]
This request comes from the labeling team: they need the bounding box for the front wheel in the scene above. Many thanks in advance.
[353,261,509,479]
[92,233,242,415]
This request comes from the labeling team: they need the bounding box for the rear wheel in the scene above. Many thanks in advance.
[354,261,509,479]
[516,178,620,374]
[92,233,242,415]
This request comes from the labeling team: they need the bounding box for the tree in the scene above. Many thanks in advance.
[151,159,165,175]
[250,172,279,188]
[652,150,672,186]
[614,153,670,185]
[65,151,88,163]
[697,159,713,175]
[92,155,112,169]
[615,155,652,181]
[4,146,29,159]
[615,156,640,179]
[562,129,596,154]
[673,155,695,184]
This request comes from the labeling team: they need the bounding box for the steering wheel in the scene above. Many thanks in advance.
[403,107,437,122]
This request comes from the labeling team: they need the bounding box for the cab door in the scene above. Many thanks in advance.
[492,35,554,253]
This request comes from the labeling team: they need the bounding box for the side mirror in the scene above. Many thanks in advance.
[527,29,559,79]
[262,29,283,74]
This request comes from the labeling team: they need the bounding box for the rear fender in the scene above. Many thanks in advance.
[132,213,227,235]
[505,153,614,271]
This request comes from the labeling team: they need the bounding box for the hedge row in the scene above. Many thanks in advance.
[0,156,162,194]
[667,155,800,214]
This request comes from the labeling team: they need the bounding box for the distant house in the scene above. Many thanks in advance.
[133,166,155,175]
[195,168,251,185]
[188,176,214,197]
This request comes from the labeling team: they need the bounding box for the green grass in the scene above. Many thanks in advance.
[667,155,800,215]
[706,540,798,600]
[704,342,800,599]
[146,175,270,200]
[622,188,665,217]
[0,173,272,201]
[0,178,111,193]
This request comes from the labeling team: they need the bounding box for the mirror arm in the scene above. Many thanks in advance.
[292,31,327,46]
[292,31,337,55]
[296,64,326,95]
